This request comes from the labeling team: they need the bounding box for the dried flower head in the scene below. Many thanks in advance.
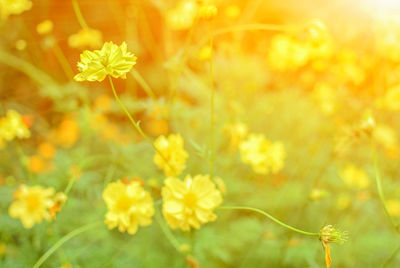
[319,225,348,244]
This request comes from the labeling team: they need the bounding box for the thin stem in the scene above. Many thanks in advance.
[72,0,89,29]
[52,43,74,79]
[108,77,175,173]
[130,69,157,101]
[218,206,319,236]
[371,140,398,232]
[155,210,182,253]
[64,171,79,196]
[33,221,102,268]
[209,21,215,180]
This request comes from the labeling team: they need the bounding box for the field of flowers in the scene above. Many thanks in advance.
[1,0,400,267]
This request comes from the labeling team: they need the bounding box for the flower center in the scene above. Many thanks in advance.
[26,194,41,212]
[183,192,198,208]
[115,194,134,212]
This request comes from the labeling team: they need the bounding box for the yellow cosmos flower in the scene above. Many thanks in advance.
[223,122,248,151]
[0,110,30,148]
[340,164,370,190]
[386,199,400,217]
[239,134,286,175]
[36,20,53,35]
[166,0,198,30]
[68,28,103,49]
[154,134,189,177]
[162,175,223,231]
[0,0,32,20]
[9,185,55,229]
[74,41,137,82]
[102,180,154,235]
[198,4,218,20]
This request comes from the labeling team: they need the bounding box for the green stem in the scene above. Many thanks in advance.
[108,77,175,173]
[130,69,157,101]
[155,210,182,253]
[72,0,89,29]
[371,140,398,231]
[209,20,215,180]
[218,206,319,236]
[33,221,102,268]
[52,43,74,79]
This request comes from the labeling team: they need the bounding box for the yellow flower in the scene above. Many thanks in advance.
[154,134,189,177]
[166,0,198,30]
[9,185,55,229]
[74,41,137,82]
[15,39,27,51]
[340,164,370,190]
[28,155,46,174]
[239,134,286,175]
[38,142,56,160]
[198,4,218,20]
[0,110,30,147]
[162,175,222,231]
[386,199,400,217]
[52,118,80,148]
[103,180,154,235]
[68,28,103,49]
[36,20,53,35]
[374,124,398,152]
[267,34,310,71]
[0,0,32,20]
[312,83,336,115]
[223,122,248,151]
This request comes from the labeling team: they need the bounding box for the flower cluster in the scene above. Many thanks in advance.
[162,174,222,231]
[102,180,154,235]
[239,134,286,175]
[154,134,189,177]
[0,110,31,148]
[74,41,137,82]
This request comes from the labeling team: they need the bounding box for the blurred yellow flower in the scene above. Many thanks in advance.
[0,0,32,20]
[223,122,248,151]
[28,155,46,174]
[9,185,55,229]
[0,110,30,148]
[197,45,213,61]
[102,180,154,235]
[68,28,103,49]
[340,164,370,190]
[36,20,53,35]
[312,83,337,115]
[166,0,198,30]
[239,134,286,175]
[15,39,27,51]
[162,174,222,231]
[74,41,137,82]
[268,34,309,71]
[336,194,351,210]
[386,199,400,217]
[154,134,189,177]
[374,124,398,154]
[378,85,400,111]
[198,4,218,20]
[38,142,56,160]
[224,4,240,19]
[52,118,80,148]
[309,188,329,201]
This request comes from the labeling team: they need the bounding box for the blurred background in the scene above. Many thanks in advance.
[1,0,400,267]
